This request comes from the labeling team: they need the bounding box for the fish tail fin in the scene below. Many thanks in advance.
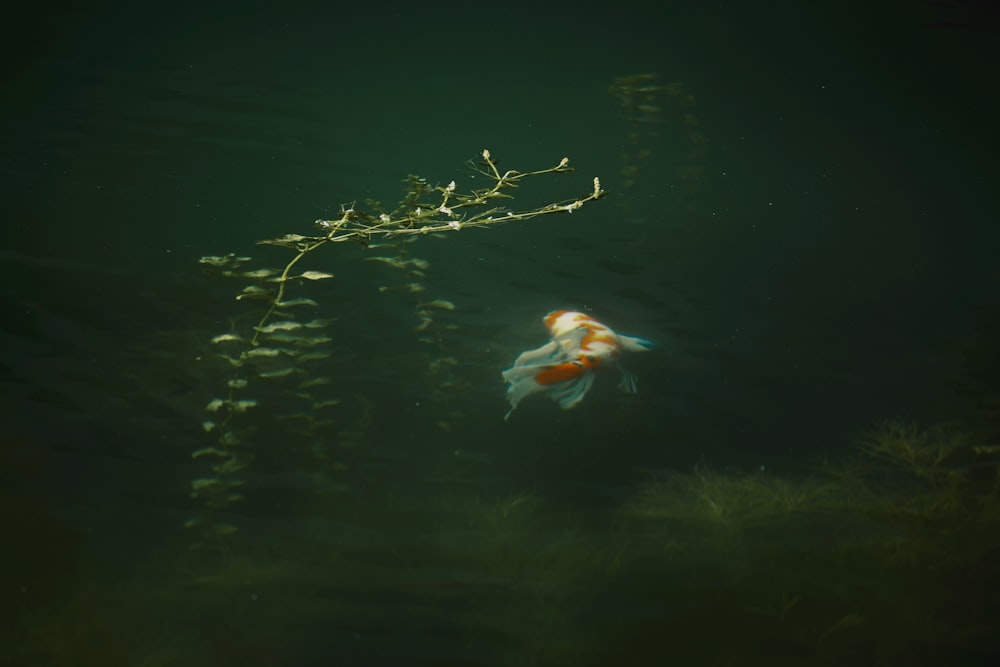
[502,360,595,418]
[502,365,543,420]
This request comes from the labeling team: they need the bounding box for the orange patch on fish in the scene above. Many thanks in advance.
[535,361,586,385]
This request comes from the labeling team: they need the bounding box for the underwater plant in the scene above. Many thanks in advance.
[188,151,606,544]
[618,421,1000,662]
[856,420,969,485]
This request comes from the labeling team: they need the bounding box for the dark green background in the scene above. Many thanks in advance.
[2,1,998,665]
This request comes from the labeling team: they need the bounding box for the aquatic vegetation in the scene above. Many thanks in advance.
[856,420,970,485]
[625,461,839,529]
[618,421,1000,662]
[11,418,997,665]
[189,152,606,544]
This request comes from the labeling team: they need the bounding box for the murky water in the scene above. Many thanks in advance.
[3,2,998,665]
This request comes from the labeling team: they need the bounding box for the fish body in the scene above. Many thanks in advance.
[501,310,654,420]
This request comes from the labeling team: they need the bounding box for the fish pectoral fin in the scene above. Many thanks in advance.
[619,334,655,352]
[618,368,639,394]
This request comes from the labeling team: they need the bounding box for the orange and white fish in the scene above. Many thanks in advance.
[501,310,654,420]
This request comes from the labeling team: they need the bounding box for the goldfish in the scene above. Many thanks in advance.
[501,310,654,420]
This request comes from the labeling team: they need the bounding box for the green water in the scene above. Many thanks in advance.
[2,1,999,665]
